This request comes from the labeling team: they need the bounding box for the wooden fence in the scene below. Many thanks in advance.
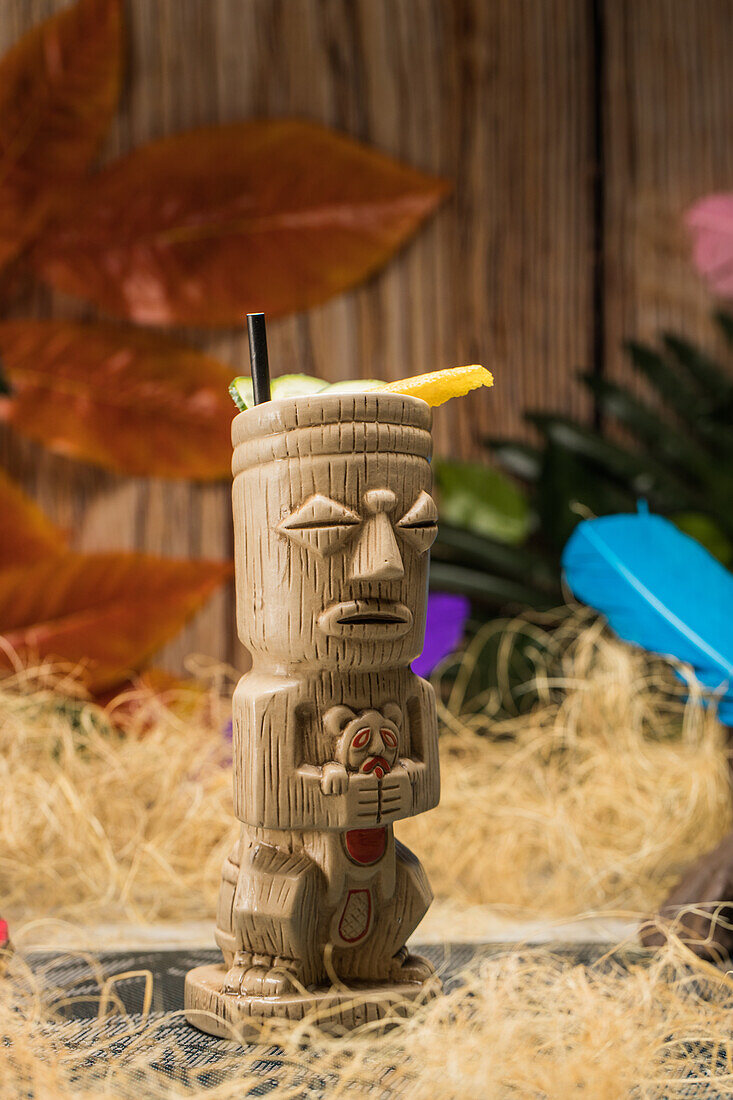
[1,0,732,670]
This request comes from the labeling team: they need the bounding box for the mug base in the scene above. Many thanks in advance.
[184,961,441,1041]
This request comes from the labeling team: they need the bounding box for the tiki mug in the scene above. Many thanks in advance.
[185,392,441,1035]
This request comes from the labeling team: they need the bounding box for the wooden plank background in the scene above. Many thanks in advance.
[0,0,731,672]
[604,0,733,393]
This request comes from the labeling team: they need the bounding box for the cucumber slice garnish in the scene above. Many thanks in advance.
[229,376,254,411]
[228,374,391,410]
[229,374,327,410]
[271,374,329,400]
[325,379,384,393]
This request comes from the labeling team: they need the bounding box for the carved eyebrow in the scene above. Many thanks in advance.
[279,494,360,530]
[397,491,438,528]
[278,494,360,557]
[396,491,438,555]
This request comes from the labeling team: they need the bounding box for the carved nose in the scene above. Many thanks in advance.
[349,513,405,582]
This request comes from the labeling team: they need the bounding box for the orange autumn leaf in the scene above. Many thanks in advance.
[0,0,123,270]
[0,320,234,479]
[32,119,450,327]
[0,551,232,692]
[0,467,66,568]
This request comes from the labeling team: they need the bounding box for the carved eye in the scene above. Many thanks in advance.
[396,491,438,553]
[278,494,360,556]
[381,728,397,747]
[352,728,371,749]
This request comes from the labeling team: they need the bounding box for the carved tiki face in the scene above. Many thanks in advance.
[231,392,436,671]
[325,704,402,777]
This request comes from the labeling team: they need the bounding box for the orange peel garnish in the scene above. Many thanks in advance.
[381,365,494,407]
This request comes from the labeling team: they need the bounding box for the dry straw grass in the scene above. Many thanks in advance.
[0,608,729,928]
[401,608,732,917]
[2,610,733,1096]
[3,937,733,1097]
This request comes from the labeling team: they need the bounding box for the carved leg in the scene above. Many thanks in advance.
[333,839,435,983]
[387,945,436,983]
[222,836,325,995]
[214,832,242,968]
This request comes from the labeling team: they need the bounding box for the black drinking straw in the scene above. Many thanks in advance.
[247,312,271,405]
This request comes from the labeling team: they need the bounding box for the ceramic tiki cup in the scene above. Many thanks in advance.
[184,391,441,1036]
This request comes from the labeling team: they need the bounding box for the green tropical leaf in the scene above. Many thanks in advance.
[579,372,715,480]
[483,439,542,482]
[535,442,636,551]
[671,512,733,566]
[432,319,733,617]
[625,341,703,424]
[433,458,531,545]
[662,333,733,403]
[527,413,693,511]
[446,620,562,719]
[714,310,733,347]
[428,561,554,609]
[433,522,559,593]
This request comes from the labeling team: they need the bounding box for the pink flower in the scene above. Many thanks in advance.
[687,193,733,298]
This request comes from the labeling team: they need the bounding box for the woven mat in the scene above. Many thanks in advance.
[14,944,730,1097]
[28,941,626,1018]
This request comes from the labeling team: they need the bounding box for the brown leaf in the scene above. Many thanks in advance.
[0,551,232,692]
[0,467,65,568]
[0,0,122,269]
[0,320,234,479]
[31,120,450,326]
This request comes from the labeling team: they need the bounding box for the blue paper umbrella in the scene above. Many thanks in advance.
[562,508,733,725]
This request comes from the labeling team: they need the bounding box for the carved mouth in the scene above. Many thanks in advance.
[318,600,413,638]
[362,755,391,778]
[338,612,403,625]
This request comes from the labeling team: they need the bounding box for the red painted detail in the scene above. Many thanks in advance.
[362,754,390,777]
[338,888,372,943]
[0,919,8,947]
[352,727,371,748]
[381,728,397,747]
[345,826,387,865]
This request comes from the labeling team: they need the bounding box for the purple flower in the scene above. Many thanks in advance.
[411,592,470,678]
